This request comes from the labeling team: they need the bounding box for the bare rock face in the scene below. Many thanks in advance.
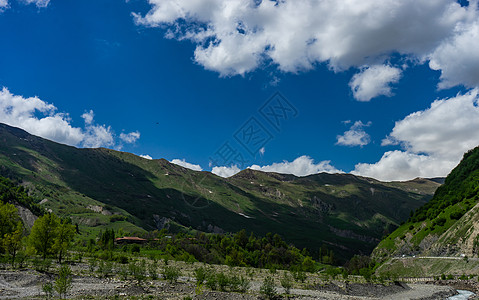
[15,205,37,229]
[427,202,479,257]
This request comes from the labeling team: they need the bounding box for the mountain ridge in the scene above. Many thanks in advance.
[0,123,440,260]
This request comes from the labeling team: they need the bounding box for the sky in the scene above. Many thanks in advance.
[1,0,479,181]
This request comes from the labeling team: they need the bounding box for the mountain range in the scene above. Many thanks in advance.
[0,123,441,260]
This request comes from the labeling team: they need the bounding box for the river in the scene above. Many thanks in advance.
[448,290,475,300]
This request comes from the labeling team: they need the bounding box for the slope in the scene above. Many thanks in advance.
[0,123,439,260]
[373,146,479,259]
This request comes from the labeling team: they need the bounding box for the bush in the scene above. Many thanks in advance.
[291,269,306,283]
[130,244,141,254]
[451,210,465,220]
[194,266,208,286]
[216,272,229,291]
[118,263,129,281]
[260,276,277,300]
[148,262,158,280]
[54,265,73,298]
[235,275,250,293]
[116,255,129,264]
[205,271,218,290]
[130,260,147,283]
[42,282,54,300]
[280,272,293,295]
[162,265,181,283]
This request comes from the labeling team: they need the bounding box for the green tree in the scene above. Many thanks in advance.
[53,219,76,263]
[0,202,21,243]
[29,213,59,260]
[3,222,24,266]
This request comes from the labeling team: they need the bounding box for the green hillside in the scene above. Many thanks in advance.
[0,123,439,260]
[373,146,479,259]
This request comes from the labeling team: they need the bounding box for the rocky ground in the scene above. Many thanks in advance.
[0,268,463,299]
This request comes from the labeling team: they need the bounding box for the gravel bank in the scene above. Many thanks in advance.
[0,269,458,299]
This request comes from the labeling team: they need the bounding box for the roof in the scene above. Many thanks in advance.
[115,236,147,241]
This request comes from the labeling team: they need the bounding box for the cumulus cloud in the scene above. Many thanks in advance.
[134,0,478,90]
[0,87,140,148]
[349,65,402,101]
[81,110,94,125]
[429,20,479,89]
[353,89,479,181]
[120,131,141,144]
[249,155,342,177]
[171,159,203,171]
[336,121,371,147]
[212,165,241,178]
[140,154,153,160]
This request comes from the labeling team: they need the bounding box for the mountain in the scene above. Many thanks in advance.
[373,146,479,260]
[0,123,440,260]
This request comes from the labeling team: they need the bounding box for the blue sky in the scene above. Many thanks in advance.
[1,0,479,181]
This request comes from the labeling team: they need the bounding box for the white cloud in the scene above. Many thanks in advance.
[140,154,153,160]
[353,89,479,181]
[0,0,9,11]
[336,121,371,147]
[353,151,456,182]
[212,165,241,178]
[0,87,139,149]
[120,131,140,144]
[81,110,94,125]
[134,0,479,90]
[170,158,203,171]
[349,65,402,101]
[429,20,479,89]
[22,0,49,8]
[249,155,342,177]
[259,147,265,155]
[0,0,50,11]
[82,123,114,148]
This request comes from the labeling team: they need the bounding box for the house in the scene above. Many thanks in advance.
[114,236,147,245]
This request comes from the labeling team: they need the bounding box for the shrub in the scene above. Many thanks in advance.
[130,244,141,254]
[260,276,277,300]
[235,275,250,293]
[148,261,158,280]
[116,255,129,264]
[216,272,229,291]
[194,266,208,286]
[54,265,73,298]
[280,272,293,295]
[205,271,218,290]
[162,265,181,283]
[129,260,147,283]
[291,269,306,283]
[118,263,129,281]
[42,282,54,300]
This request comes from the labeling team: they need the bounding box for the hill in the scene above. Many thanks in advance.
[0,123,440,260]
[373,146,479,260]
